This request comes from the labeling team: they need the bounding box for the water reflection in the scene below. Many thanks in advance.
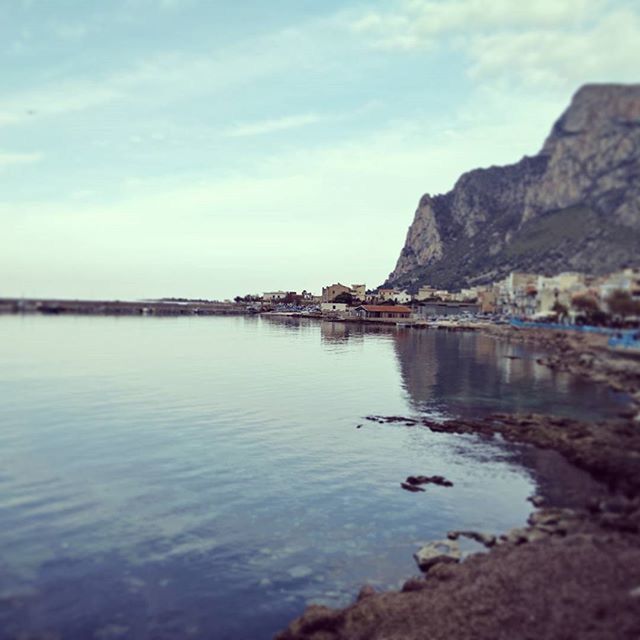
[0,316,622,640]
[390,328,623,420]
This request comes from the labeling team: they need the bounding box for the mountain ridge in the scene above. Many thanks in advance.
[385,84,640,291]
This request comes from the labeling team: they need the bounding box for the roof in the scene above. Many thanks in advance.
[357,305,412,313]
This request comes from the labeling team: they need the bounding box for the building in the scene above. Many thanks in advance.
[536,272,588,317]
[478,288,498,314]
[353,305,412,320]
[321,302,349,315]
[375,288,411,303]
[496,272,538,317]
[416,285,454,301]
[416,285,437,301]
[350,284,366,301]
[263,291,293,302]
[597,268,640,303]
[322,283,352,303]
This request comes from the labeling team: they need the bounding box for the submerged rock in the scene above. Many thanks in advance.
[401,482,425,493]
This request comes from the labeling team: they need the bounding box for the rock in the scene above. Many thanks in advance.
[500,528,529,545]
[401,482,425,492]
[405,475,454,487]
[527,494,546,507]
[447,530,496,548]
[524,529,549,544]
[527,508,571,528]
[427,562,457,581]
[385,84,640,292]
[414,540,461,573]
[357,585,376,601]
[401,577,429,592]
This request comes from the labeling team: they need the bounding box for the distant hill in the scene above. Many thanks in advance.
[385,84,640,291]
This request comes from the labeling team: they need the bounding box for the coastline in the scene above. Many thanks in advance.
[276,326,640,640]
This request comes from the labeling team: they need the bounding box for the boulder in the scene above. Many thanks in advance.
[414,540,461,573]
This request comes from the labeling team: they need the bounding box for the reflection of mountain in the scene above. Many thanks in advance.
[391,330,617,420]
[391,330,542,414]
[391,330,611,508]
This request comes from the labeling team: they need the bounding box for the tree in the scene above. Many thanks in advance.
[572,295,599,315]
[333,292,354,305]
[572,294,604,325]
[607,290,640,319]
[551,301,569,322]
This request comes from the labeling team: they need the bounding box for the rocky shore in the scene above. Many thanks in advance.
[276,326,640,640]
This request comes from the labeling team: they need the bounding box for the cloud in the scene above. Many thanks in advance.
[468,9,640,88]
[350,0,603,47]
[348,0,640,89]
[0,27,320,128]
[52,22,88,40]
[0,89,563,298]
[0,151,42,169]
[223,113,324,138]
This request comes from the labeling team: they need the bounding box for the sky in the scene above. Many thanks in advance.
[1,0,639,300]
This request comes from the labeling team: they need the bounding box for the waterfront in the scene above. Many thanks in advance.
[0,315,626,640]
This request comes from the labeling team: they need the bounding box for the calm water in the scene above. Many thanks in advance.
[0,315,625,640]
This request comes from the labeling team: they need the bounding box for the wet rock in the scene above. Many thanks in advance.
[499,528,529,545]
[414,540,461,573]
[406,475,454,488]
[527,494,545,507]
[357,585,376,601]
[527,508,575,528]
[524,529,549,543]
[447,530,496,548]
[401,482,425,492]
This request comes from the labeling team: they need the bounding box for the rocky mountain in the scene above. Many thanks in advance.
[385,84,640,292]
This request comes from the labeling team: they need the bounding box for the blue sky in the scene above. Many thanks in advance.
[2,0,639,299]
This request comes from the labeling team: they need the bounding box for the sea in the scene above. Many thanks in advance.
[0,314,625,639]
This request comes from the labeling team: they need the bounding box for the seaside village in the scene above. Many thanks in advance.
[239,267,640,327]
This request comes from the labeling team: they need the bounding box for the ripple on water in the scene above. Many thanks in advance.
[0,315,621,639]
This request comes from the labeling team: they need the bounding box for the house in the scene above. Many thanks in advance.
[350,284,366,301]
[353,305,412,320]
[322,283,352,303]
[263,291,293,302]
[478,288,498,314]
[536,272,587,316]
[416,285,454,301]
[416,285,437,301]
[598,268,640,302]
[321,302,349,315]
[375,288,412,303]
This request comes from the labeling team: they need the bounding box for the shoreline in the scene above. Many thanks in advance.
[276,327,640,639]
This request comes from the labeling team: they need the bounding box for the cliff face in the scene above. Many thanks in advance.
[386,84,640,291]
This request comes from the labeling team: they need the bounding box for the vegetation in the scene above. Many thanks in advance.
[571,294,608,326]
[551,301,569,322]
[607,290,640,319]
[333,292,354,305]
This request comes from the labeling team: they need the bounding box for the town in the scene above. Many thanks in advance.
[239,267,640,329]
